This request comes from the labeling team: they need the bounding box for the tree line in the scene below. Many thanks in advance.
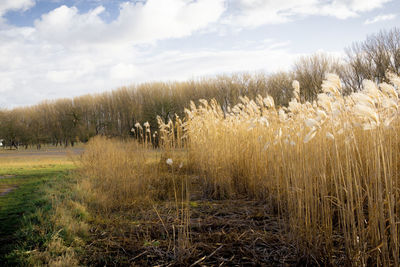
[0,28,399,148]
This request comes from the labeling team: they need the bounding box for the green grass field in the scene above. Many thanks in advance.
[0,150,79,265]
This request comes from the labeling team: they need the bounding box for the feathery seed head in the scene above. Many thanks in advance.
[326,132,335,140]
[259,117,269,127]
[305,118,319,129]
[322,73,341,96]
[353,104,379,124]
[292,80,300,95]
[263,95,275,109]
[304,128,317,143]
[380,83,398,99]
[166,158,173,166]
[387,72,400,89]
[352,93,375,108]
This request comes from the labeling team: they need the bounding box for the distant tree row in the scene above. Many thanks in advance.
[0,75,277,148]
[0,28,399,148]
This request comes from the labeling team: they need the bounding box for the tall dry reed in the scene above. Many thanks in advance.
[78,136,192,260]
[77,136,187,212]
[157,73,400,265]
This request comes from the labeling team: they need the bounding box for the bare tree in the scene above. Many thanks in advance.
[345,27,400,91]
[266,71,294,106]
[293,52,343,102]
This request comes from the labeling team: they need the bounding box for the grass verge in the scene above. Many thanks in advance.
[0,159,87,266]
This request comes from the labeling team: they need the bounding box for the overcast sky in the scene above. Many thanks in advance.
[0,0,399,108]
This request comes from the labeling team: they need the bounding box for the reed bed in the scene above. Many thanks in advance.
[77,136,189,211]
[78,138,157,212]
[156,73,400,265]
[80,73,400,265]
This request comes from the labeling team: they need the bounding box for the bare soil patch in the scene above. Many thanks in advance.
[83,200,299,266]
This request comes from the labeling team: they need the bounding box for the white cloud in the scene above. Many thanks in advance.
[47,70,75,83]
[0,0,35,17]
[0,0,395,108]
[114,0,225,43]
[34,5,106,44]
[224,0,393,27]
[347,0,391,12]
[110,63,140,80]
[0,75,14,93]
[34,0,226,45]
[0,0,229,107]
[136,46,299,81]
[225,0,316,26]
[364,13,396,24]
[319,0,393,19]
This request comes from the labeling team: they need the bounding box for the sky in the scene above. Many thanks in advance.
[0,0,399,108]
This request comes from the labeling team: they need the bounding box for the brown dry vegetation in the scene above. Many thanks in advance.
[72,73,400,266]
[175,74,400,265]
[76,137,300,266]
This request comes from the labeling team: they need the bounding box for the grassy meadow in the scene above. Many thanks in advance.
[1,73,400,266]
[0,148,85,266]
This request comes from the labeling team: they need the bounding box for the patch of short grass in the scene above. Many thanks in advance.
[0,163,83,266]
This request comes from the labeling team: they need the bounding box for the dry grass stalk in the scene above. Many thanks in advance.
[163,73,400,265]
